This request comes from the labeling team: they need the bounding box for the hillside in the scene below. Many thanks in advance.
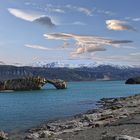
[0,65,140,81]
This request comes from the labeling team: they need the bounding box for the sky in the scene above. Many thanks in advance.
[0,0,140,66]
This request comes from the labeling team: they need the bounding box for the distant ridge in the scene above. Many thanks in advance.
[0,64,140,81]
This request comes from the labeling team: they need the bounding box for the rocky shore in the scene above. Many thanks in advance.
[4,93,140,140]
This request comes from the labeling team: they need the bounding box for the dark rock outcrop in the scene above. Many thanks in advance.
[125,77,140,84]
[0,77,67,91]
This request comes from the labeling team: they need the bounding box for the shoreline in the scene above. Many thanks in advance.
[5,93,140,140]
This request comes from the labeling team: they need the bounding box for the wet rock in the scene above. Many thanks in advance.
[25,133,39,140]
[99,115,114,121]
[47,125,58,132]
[110,105,123,110]
[39,130,53,138]
[101,135,140,140]
[86,109,98,114]
[83,113,101,122]
[0,130,8,140]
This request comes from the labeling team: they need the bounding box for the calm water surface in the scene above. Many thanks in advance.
[0,81,140,131]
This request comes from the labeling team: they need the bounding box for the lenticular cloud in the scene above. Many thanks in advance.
[8,8,55,27]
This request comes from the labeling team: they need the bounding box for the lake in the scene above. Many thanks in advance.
[0,81,140,132]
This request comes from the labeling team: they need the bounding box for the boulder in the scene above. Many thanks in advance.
[24,133,39,140]
[125,77,140,84]
[0,130,8,140]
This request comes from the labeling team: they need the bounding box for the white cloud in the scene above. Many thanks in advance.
[65,5,114,16]
[52,9,65,13]
[86,46,106,53]
[44,33,133,56]
[0,61,6,65]
[66,5,93,16]
[24,2,31,5]
[130,52,140,56]
[78,7,93,16]
[24,2,115,18]
[44,4,65,14]
[63,21,86,26]
[25,44,51,51]
[72,21,86,26]
[125,17,140,22]
[132,18,140,22]
[73,47,85,54]
[121,46,136,49]
[8,8,55,27]
[97,9,114,16]
[44,33,72,40]
[62,42,70,48]
[106,20,136,31]
[25,44,69,51]
[8,8,42,21]
[72,45,106,55]
[90,52,140,65]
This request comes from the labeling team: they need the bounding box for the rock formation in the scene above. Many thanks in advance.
[0,77,67,91]
[125,77,140,84]
[47,79,67,89]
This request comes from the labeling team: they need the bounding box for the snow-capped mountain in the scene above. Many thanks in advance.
[0,63,140,81]
[30,61,140,69]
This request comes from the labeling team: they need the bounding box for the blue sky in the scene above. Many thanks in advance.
[0,0,140,66]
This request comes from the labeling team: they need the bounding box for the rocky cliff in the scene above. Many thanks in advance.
[0,77,67,91]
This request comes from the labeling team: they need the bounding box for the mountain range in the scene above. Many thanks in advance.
[30,61,139,69]
[0,63,140,81]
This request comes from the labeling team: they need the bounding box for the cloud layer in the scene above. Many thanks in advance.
[106,20,136,31]
[91,52,140,65]
[34,16,55,27]
[25,44,51,51]
[44,33,133,55]
[8,8,55,27]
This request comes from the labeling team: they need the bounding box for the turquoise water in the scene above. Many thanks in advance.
[0,81,140,131]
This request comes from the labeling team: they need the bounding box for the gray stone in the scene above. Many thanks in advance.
[0,131,8,140]
[25,133,39,140]
[101,135,140,140]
